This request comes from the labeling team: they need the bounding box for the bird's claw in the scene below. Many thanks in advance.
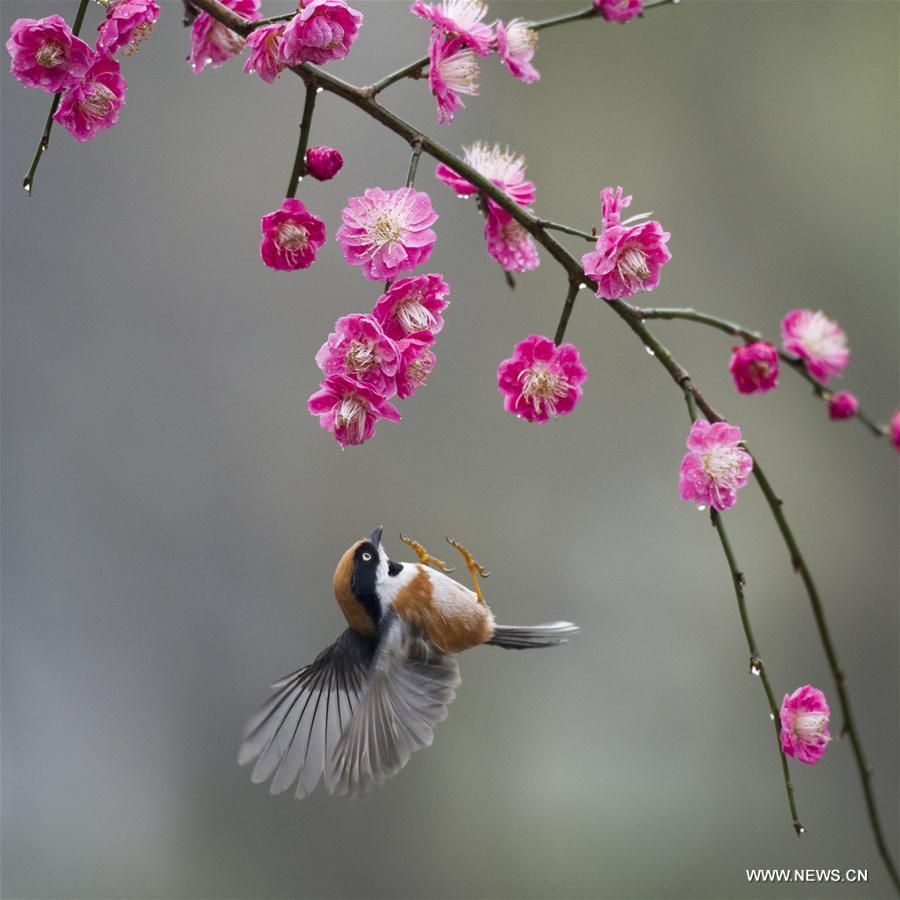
[445,536,490,603]
[400,533,456,573]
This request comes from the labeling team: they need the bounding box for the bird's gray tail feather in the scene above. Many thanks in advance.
[486,621,579,649]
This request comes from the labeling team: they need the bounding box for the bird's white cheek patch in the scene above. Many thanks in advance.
[378,561,419,606]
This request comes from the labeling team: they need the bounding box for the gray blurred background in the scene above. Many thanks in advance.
[2,1,898,897]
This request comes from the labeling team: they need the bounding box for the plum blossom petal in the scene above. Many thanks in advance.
[600,185,632,227]
[435,140,535,205]
[6,15,94,93]
[307,374,400,447]
[495,18,539,83]
[729,342,779,395]
[372,274,451,341]
[497,335,588,423]
[97,0,160,56]
[189,0,259,73]
[891,411,900,451]
[315,314,401,396]
[243,22,285,83]
[678,419,753,512]
[428,31,480,125]
[780,685,831,765]
[594,0,643,23]
[484,200,539,272]
[53,56,127,143]
[780,309,849,385]
[411,0,494,55]
[336,187,438,281]
[260,198,327,271]
[280,0,363,67]
[396,332,437,399]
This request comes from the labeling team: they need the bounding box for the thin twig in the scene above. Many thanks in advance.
[22,0,91,195]
[369,58,429,97]
[554,279,581,345]
[539,219,597,242]
[406,139,424,188]
[285,82,317,198]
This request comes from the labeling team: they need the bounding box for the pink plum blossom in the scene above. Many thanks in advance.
[678,420,753,512]
[780,685,831,765]
[428,32,480,125]
[315,314,401,396]
[729,342,779,395]
[280,0,363,67]
[306,146,344,181]
[372,274,451,341]
[435,140,535,205]
[891,411,900,451]
[594,0,643,23]
[396,333,437,399]
[484,200,539,272]
[53,56,127,143]
[495,19,539,83]
[307,374,400,447]
[336,187,438,281]
[780,309,849,385]
[600,185,631,227]
[411,0,494,55]
[97,0,160,56]
[6,15,94,93]
[189,0,259,74]
[497,335,588,423]
[828,391,858,421]
[582,190,671,300]
[260,198,326,271]
[243,23,285,83]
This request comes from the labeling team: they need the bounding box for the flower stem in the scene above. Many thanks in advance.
[22,0,91,196]
[286,82,317,199]
[369,58,429,97]
[633,305,889,441]
[709,507,804,836]
[539,219,597,242]
[406,139,423,188]
[554,279,580,345]
[749,457,900,892]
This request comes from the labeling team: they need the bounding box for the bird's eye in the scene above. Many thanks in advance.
[362,552,373,562]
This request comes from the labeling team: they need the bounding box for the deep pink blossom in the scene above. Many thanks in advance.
[6,16,94,93]
[435,141,535,205]
[189,0,259,74]
[280,0,363,67]
[891,411,900,451]
[582,189,671,300]
[260,198,326,271]
[243,23,285,83]
[600,185,631,227]
[484,200,539,272]
[396,333,437,399]
[497,335,588,423]
[729,342,779,395]
[495,18,539,83]
[315,314,401,396]
[780,309,849,385]
[336,187,438,281]
[307,374,400,447]
[678,420,753,512]
[53,56,127,143]
[780,685,831,766]
[306,146,344,181]
[594,0,643,23]
[411,0,494,55]
[428,32,480,125]
[372,274,450,341]
[828,391,858,421]
[97,0,160,56]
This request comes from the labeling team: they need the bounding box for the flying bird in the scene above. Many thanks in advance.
[238,527,578,798]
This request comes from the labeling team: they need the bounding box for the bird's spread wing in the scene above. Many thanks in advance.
[326,610,461,797]
[237,628,376,799]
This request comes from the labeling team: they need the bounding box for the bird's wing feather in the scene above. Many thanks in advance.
[237,628,376,799]
[326,609,460,797]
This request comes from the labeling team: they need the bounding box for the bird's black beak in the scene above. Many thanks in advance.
[369,526,383,546]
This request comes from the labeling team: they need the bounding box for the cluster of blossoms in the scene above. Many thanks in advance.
[308,274,451,446]
[7,1,159,142]
[437,142,539,273]
[583,186,672,300]
[192,0,363,77]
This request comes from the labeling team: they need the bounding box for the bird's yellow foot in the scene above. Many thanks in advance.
[446,536,490,604]
[400,533,456,573]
